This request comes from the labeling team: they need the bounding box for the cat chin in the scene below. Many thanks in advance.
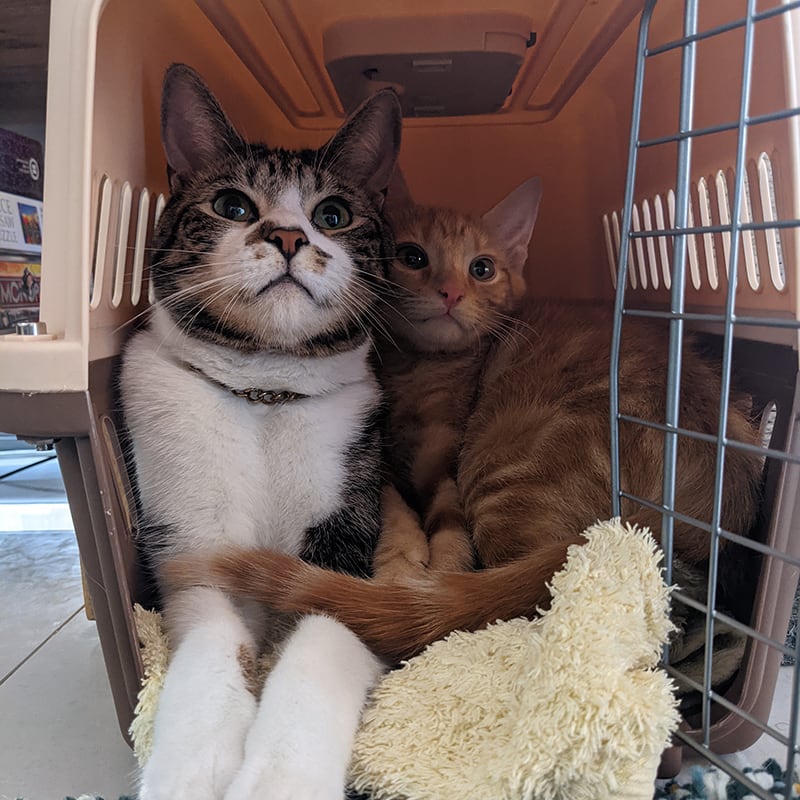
[191,292,350,352]
[251,299,349,347]
[398,315,481,353]
[255,276,318,306]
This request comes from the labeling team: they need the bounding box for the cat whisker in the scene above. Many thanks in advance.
[150,257,266,273]
[172,284,243,359]
[485,314,517,345]
[491,310,539,338]
[124,246,214,256]
[488,327,516,353]
[468,320,484,359]
[111,305,159,336]
[371,286,409,307]
[151,279,242,354]
[356,271,411,338]
[374,299,414,333]
[352,269,413,296]
[488,318,532,354]
[214,285,250,340]
[352,281,415,325]
[159,274,242,304]
[351,295,396,348]
[113,274,242,335]
[332,281,395,346]
[112,305,154,335]
[360,306,398,350]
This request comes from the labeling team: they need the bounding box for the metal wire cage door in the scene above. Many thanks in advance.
[609,0,800,795]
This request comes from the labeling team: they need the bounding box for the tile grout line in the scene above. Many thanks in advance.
[0,606,85,687]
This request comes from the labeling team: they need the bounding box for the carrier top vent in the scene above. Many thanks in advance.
[323,13,531,117]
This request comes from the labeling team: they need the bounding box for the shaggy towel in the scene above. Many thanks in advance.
[131,518,680,800]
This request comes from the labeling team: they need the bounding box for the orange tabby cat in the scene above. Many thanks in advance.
[165,180,762,664]
[370,177,541,581]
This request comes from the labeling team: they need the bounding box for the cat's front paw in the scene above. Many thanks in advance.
[138,656,257,800]
[224,760,345,800]
[138,726,249,800]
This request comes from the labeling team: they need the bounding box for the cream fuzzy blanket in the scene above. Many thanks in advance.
[130,518,679,800]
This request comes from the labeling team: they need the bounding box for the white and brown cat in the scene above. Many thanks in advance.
[165,168,762,667]
[122,64,401,800]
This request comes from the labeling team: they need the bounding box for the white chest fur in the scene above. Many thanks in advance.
[121,307,379,562]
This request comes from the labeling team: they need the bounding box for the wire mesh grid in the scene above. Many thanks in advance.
[609,1,800,796]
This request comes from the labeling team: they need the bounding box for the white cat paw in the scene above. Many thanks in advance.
[139,588,260,800]
[138,725,250,800]
[224,761,345,800]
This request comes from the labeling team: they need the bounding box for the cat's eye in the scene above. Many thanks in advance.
[469,257,496,281]
[396,244,429,270]
[212,191,257,222]
[313,197,352,230]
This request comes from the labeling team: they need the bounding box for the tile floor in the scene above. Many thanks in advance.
[0,441,138,800]
[0,437,797,799]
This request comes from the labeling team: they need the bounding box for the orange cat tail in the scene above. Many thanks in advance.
[162,537,584,663]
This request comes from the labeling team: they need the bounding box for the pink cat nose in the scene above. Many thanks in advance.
[438,284,465,311]
[267,227,309,259]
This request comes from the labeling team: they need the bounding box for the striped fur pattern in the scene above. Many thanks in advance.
[164,180,763,666]
[375,178,542,575]
[123,65,401,800]
[151,110,395,358]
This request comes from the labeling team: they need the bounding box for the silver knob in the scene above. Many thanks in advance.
[15,321,48,336]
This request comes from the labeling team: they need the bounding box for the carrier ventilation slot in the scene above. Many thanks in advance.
[602,154,785,295]
[686,194,702,290]
[604,211,637,290]
[740,170,760,291]
[759,400,778,470]
[90,178,166,312]
[90,175,113,310]
[131,189,150,306]
[631,203,647,290]
[641,199,659,290]
[148,193,167,305]
[758,153,786,291]
[111,181,133,309]
[602,214,617,289]
[697,177,718,291]
[715,170,732,278]
[653,194,671,290]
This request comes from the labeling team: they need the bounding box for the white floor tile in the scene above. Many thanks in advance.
[0,503,73,532]
[0,612,138,800]
[0,452,72,531]
[0,531,83,680]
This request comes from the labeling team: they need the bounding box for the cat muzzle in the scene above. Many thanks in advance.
[256,273,314,300]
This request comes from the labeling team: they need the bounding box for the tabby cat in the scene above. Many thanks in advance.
[121,64,400,800]
[165,170,763,666]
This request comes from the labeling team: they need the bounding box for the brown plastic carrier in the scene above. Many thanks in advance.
[0,0,798,786]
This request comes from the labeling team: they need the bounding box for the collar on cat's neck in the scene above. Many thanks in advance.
[180,360,311,405]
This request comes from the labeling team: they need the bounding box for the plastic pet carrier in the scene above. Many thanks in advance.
[1,1,799,794]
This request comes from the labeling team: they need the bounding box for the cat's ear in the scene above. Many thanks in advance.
[160,63,245,191]
[385,166,414,218]
[481,177,543,272]
[320,89,402,205]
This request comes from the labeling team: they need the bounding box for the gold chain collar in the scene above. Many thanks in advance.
[182,362,310,405]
